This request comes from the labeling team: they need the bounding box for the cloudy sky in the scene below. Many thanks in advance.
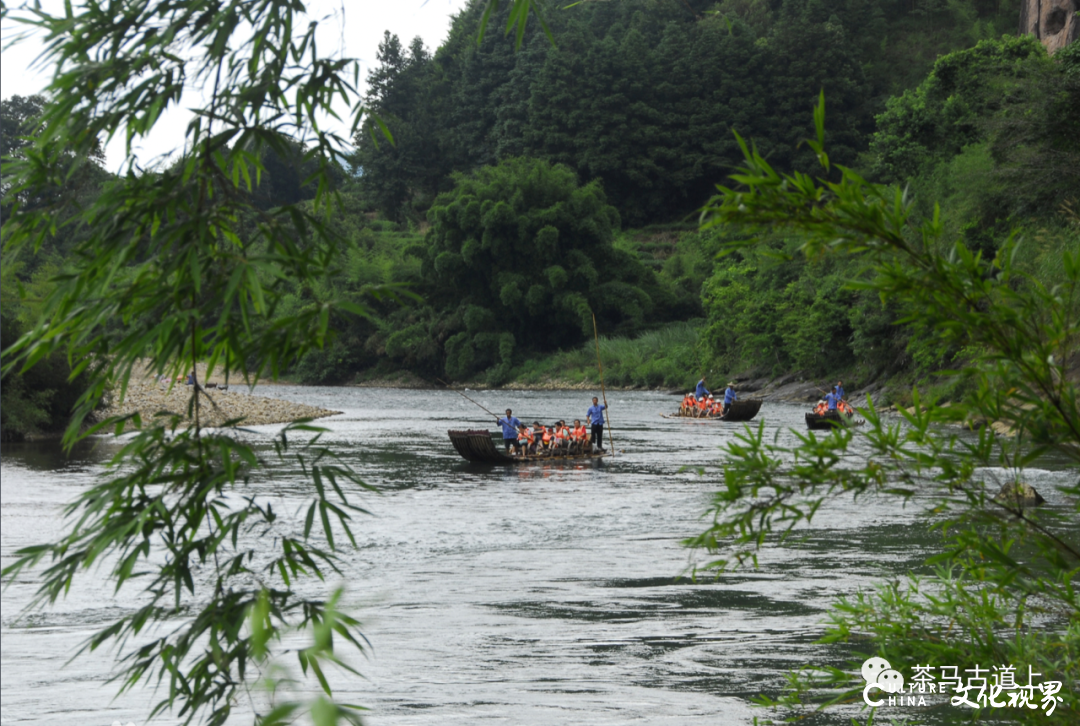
[1,0,473,170]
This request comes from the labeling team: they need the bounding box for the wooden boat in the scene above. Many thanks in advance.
[662,399,763,422]
[448,430,608,464]
[805,410,861,430]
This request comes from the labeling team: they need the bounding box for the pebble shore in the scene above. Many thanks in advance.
[98,363,340,429]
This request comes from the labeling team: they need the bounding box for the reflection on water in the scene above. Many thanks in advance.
[0,436,114,471]
[1,388,1074,725]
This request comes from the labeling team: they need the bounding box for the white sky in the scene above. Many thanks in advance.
[0,0,472,171]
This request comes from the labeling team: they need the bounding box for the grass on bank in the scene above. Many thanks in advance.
[505,320,704,390]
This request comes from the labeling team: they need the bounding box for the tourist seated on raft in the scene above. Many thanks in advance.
[682,392,697,415]
[536,423,551,452]
[570,419,587,453]
[516,424,536,455]
[535,421,557,454]
[814,399,828,415]
[696,395,709,417]
[554,421,570,452]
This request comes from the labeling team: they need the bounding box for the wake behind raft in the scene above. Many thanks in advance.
[448,430,608,464]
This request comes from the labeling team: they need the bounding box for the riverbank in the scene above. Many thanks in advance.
[97,362,340,429]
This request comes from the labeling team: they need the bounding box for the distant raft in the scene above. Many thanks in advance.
[804,410,863,430]
[663,399,762,422]
[448,430,608,464]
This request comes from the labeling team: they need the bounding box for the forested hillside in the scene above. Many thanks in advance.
[355,0,1021,226]
[3,0,1078,439]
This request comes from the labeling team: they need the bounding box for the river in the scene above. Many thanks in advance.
[1,387,1074,725]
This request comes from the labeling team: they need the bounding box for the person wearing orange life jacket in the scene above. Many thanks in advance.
[814,400,828,416]
[534,421,553,452]
[681,393,694,415]
[553,421,570,451]
[516,424,536,455]
[570,419,587,453]
[695,395,709,418]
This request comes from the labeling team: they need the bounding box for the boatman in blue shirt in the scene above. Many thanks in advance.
[695,378,710,401]
[496,408,523,452]
[825,387,840,411]
[586,396,607,452]
[835,381,845,401]
[722,381,737,415]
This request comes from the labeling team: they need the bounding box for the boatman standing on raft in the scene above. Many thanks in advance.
[695,378,710,401]
[586,396,607,453]
[722,381,737,415]
[496,408,523,452]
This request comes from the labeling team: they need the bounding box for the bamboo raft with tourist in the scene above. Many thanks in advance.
[445,313,616,464]
[805,380,863,429]
[665,379,762,421]
[448,429,608,464]
[664,398,762,421]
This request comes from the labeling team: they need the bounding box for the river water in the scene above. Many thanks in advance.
[1,387,1074,725]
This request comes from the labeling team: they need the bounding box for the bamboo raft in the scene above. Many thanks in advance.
[805,410,863,430]
[662,399,763,422]
[448,430,607,464]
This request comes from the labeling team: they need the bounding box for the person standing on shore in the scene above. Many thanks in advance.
[496,409,522,452]
[586,396,607,452]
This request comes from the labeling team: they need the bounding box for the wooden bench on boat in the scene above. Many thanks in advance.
[662,399,762,422]
[448,430,607,464]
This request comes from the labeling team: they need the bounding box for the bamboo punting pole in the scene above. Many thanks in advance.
[438,378,501,420]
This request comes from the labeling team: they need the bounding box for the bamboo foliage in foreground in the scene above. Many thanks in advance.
[691,94,1080,724]
[0,1,545,724]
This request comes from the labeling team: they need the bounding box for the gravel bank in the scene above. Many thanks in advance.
[99,364,340,428]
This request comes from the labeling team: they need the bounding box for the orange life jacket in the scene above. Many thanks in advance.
[555,426,569,441]
[541,427,552,444]
[572,425,586,441]
[518,428,535,445]
[697,397,708,410]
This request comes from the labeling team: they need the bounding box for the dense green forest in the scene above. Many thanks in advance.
[3,0,1078,438]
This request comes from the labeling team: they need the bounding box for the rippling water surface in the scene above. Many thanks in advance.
[2,387,1074,725]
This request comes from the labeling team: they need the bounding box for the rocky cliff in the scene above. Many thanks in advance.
[1021,0,1080,53]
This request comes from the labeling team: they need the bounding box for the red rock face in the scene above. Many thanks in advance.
[1020,0,1080,53]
